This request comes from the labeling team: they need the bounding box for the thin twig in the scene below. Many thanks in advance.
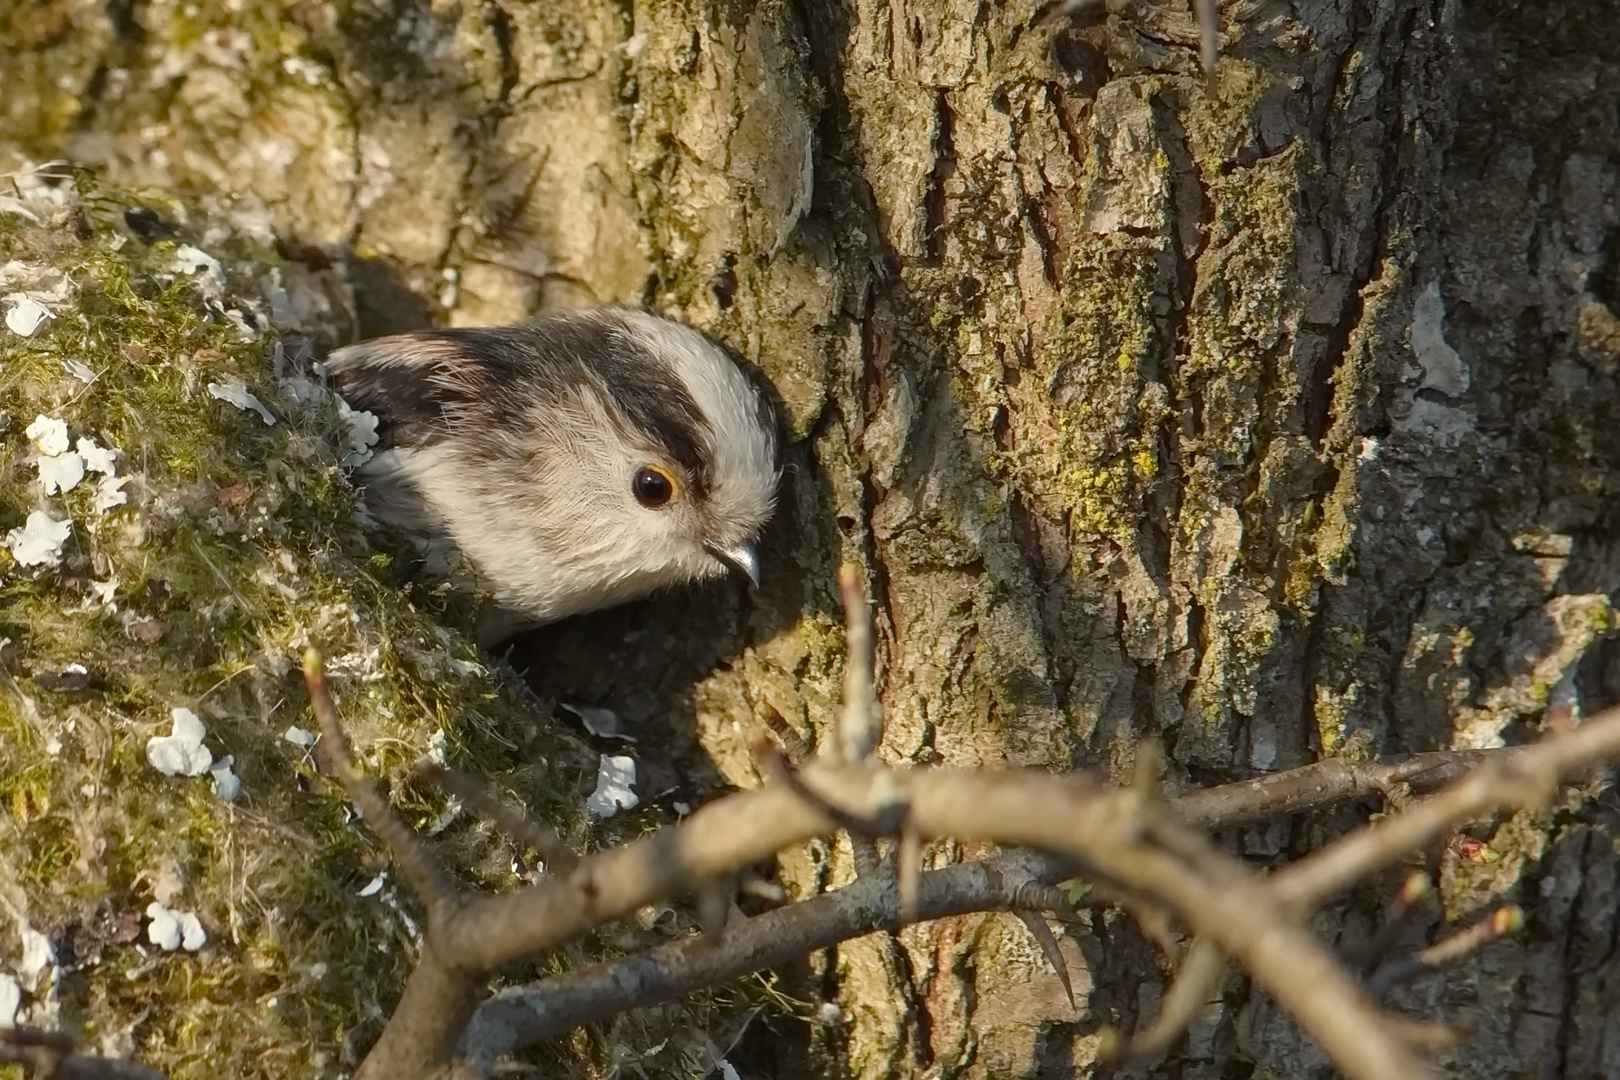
[756,738,901,840]
[897,826,922,924]
[1105,938,1226,1063]
[1274,708,1620,908]
[923,781,1439,1080]
[303,650,481,1080]
[452,714,1620,1077]
[1348,871,1433,968]
[414,761,578,876]
[1172,750,1497,828]
[302,649,458,911]
[456,758,1442,1080]
[1367,906,1524,996]
[834,564,881,764]
[1379,1016,1465,1053]
[460,851,1062,1058]
[339,617,1620,1080]
[1194,0,1219,84]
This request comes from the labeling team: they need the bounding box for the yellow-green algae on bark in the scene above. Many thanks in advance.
[0,170,736,1079]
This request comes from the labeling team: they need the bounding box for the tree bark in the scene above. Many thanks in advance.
[6,0,1620,1076]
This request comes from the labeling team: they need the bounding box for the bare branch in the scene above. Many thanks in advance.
[430,711,1620,1078]
[1172,749,1497,828]
[454,758,1446,1080]
[459,851,1062,1059]
[304,650,481,1080]
[440,782,867,970]
[332,597,1620,1080]
[901,773,1438,1080]
[1007,880,1083,917]
[357,956,484,1080]
[758,732,885,875]
[1274,708,1620,908]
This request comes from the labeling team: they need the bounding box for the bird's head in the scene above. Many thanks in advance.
[327,309,780,625]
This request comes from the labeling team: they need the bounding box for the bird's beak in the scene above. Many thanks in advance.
[707,542,761,588]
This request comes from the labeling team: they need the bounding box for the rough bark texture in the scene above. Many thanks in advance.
[4,0,1620,1076]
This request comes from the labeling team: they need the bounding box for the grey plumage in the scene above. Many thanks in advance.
[326,308,779,635]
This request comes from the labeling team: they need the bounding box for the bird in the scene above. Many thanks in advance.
[325,308,780,641]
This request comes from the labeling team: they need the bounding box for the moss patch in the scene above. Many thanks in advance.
[0,169,683,1078]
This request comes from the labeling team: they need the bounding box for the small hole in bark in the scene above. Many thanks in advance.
[712,253,738,310]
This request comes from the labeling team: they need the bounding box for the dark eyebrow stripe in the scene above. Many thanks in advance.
[455,318,713,495]
[330,313,717,495]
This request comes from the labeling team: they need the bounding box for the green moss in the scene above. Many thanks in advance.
[1007,233,1172,546]
[798,609,847,675]
[0,174,603,1079]
[1180,61,1274,176]
[1059,460,1135,543]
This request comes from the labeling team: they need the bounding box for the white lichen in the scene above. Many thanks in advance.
[171,244,226,298]
[18,926,54,985]
[0,974,18,1027]
[4,511,72,568]
[37,451,85,495]
[207,380,277,426]
[146,708,214,778]
[145,903,207,952]
[24,414,69,455]
[77,437,118,476]
[586,754,639,817]
[282,726,317,748]
[336,397,380,469]
[209,756,241,802]
[4,294,52,337]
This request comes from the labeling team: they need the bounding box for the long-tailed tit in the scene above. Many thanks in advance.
[327,309,779,637]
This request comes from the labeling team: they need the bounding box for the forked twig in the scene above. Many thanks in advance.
[298,631,1620,1080]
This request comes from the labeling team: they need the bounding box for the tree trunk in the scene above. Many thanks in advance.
[7,0,1620,1076]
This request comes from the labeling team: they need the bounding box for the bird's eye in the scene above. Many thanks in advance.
[632,466,676,508]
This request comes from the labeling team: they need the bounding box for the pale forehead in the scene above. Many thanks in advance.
[614,311,776,481]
